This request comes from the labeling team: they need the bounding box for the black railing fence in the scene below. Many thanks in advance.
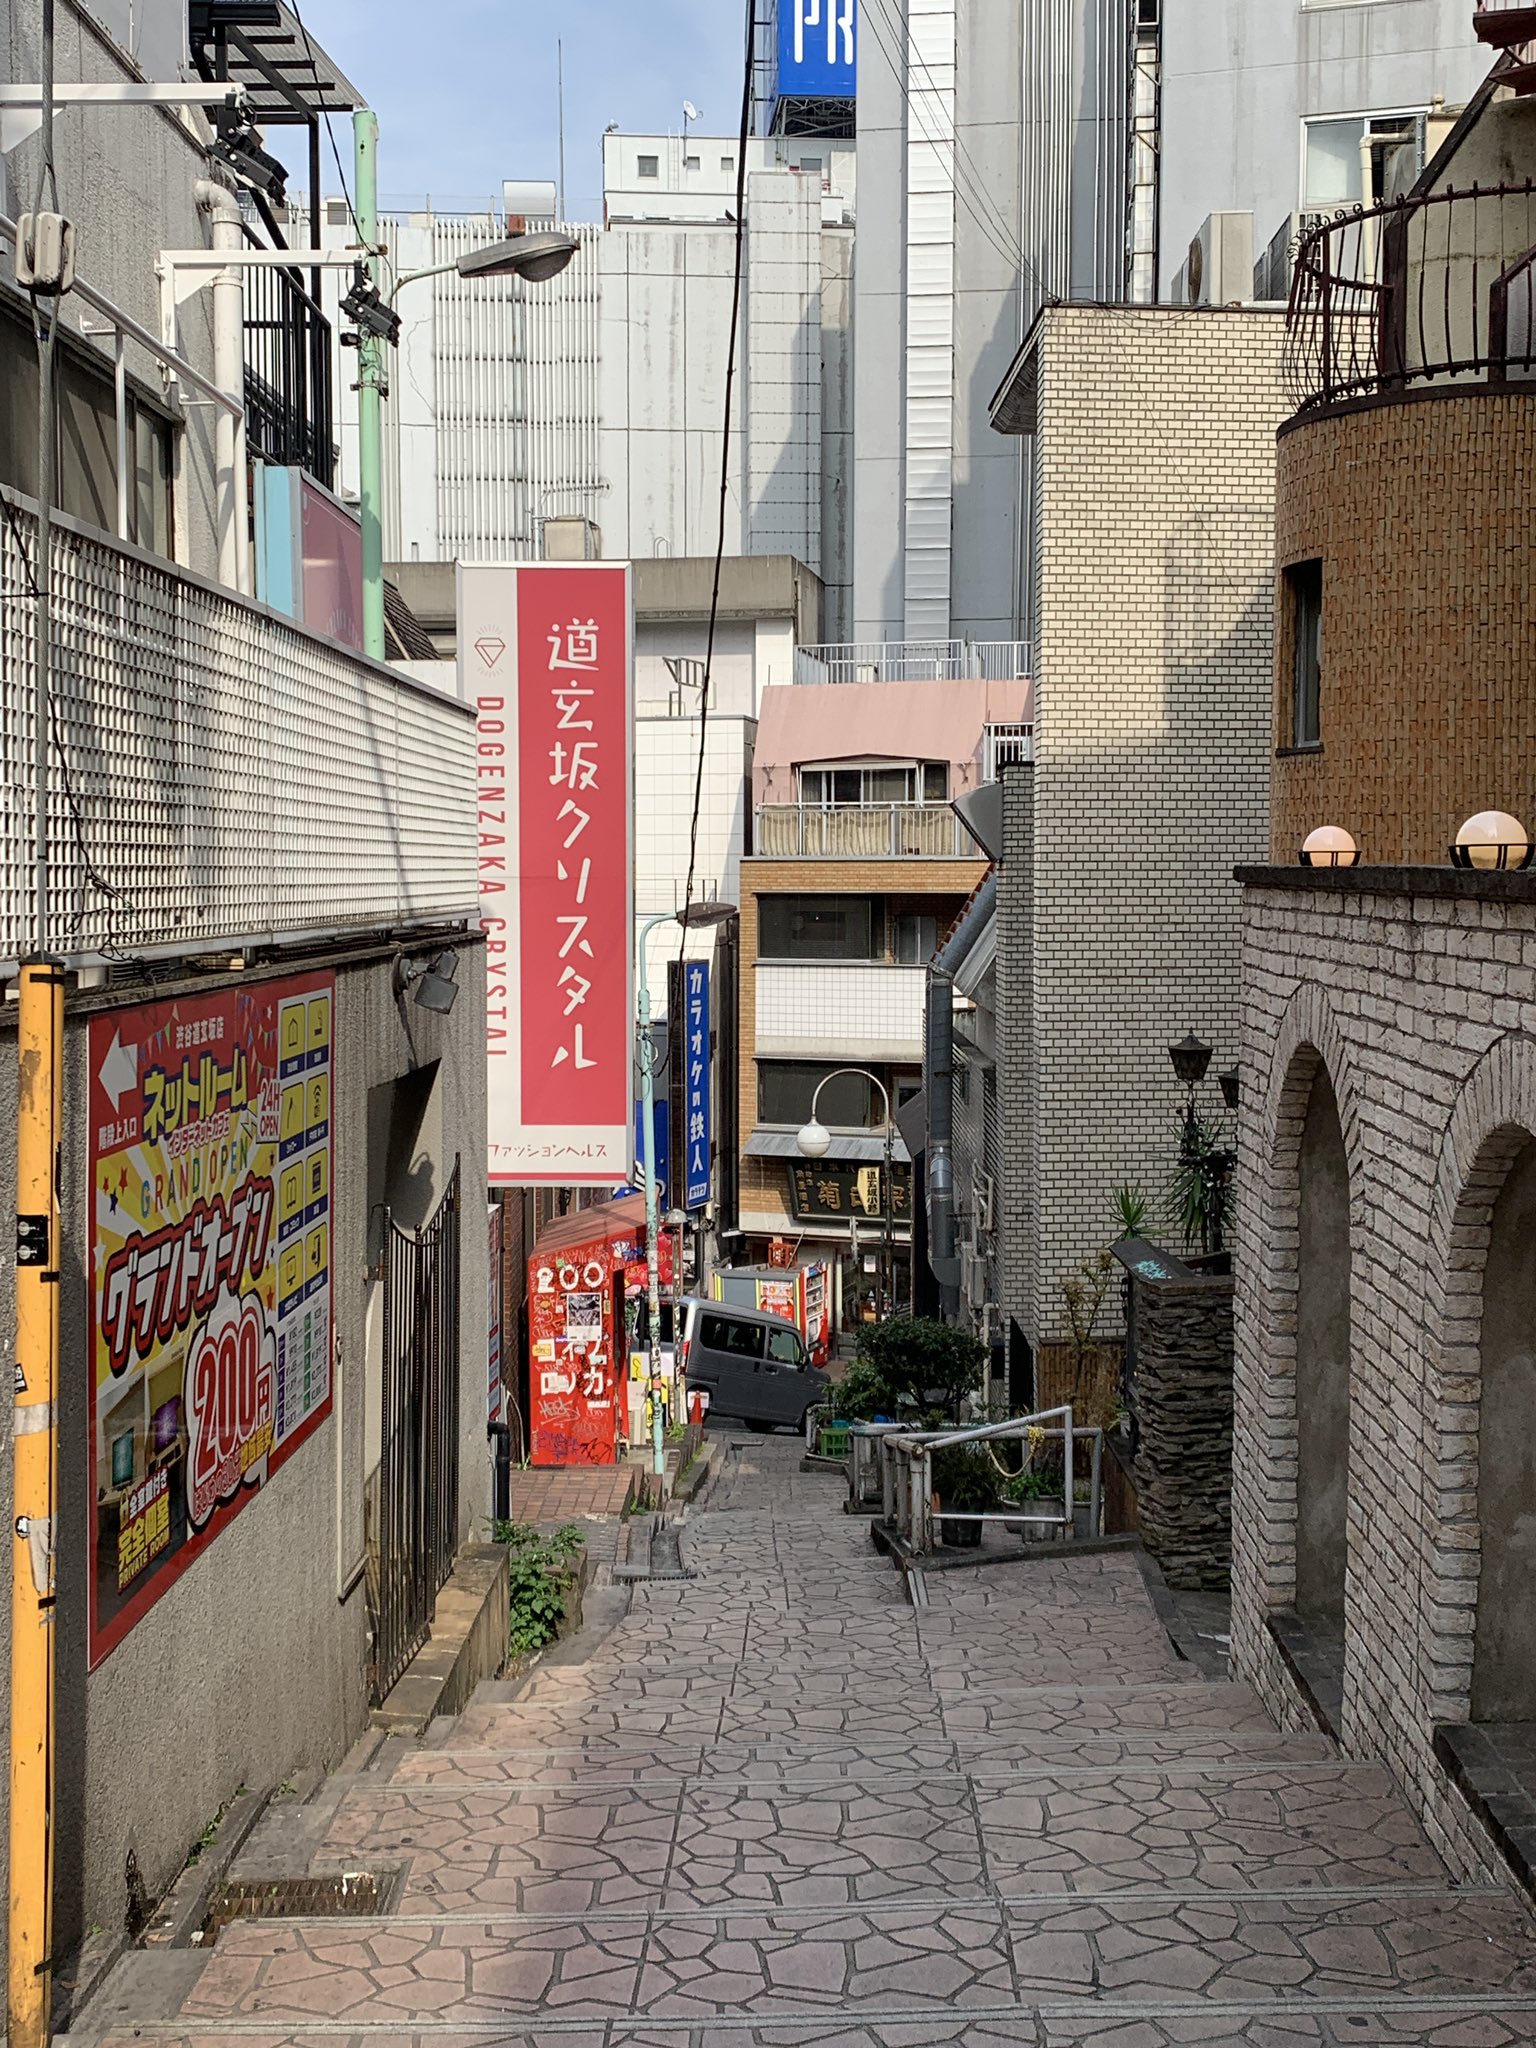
[242,247,336,490]
[1284,181,1536,414]
[365,1160,462,1706]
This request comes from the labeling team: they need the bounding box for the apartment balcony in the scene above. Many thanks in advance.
[1283,181,1536,415]
[793,639,1031,686]
[755,961,927,1062]
[243,246,337,490]
[755,803,978,859]
[0,489,476,964]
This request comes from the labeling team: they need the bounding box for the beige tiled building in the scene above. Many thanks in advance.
[988,305,1289,1362]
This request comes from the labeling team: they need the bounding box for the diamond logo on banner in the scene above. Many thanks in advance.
[473,636,506,669]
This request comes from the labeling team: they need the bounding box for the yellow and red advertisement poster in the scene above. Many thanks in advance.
[88,972,335,1666]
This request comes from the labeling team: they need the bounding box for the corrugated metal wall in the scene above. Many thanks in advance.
[424,219,603,562]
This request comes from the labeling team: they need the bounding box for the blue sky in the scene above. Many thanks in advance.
[290,0,746,219]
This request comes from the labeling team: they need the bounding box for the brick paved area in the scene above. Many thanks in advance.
[502,1463,637,1529]
[73,1433,1536,2046]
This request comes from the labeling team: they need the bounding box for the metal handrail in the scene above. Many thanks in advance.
[878,1406,1104,1556]
[1284,180,1536,414]
[793,639,1031,686]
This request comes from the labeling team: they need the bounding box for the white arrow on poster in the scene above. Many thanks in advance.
[99,1029,138,1112]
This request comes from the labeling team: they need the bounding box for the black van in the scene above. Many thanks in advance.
[671,1297,831,1431]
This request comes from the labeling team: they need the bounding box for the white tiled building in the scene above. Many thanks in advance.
[989,305,1288,1360]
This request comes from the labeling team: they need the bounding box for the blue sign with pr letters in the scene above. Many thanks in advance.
[775,0,856,101]
[683,962,712,1210]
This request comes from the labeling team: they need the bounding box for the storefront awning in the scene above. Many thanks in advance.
[744,1126,912,1167]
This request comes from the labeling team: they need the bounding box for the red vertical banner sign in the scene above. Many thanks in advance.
[459,563,634,1185]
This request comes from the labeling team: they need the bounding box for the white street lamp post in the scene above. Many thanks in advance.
[797,1068,896,1325]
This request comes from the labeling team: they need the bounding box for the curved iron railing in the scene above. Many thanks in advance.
[1284,181,1536,415]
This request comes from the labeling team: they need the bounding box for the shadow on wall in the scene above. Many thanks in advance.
[1472,1136,1536,1723]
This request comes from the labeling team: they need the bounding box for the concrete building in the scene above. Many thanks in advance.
[0,0,489,1954]
[849,0,1487,648]
[736,668,1027,1320]
[1232,42,1536,1899]
[983,305,1288,1369]
[307,139,854,637]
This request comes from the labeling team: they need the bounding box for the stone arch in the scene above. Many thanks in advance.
[1421,1033,1536,1729]
[1234,981,1366,1615]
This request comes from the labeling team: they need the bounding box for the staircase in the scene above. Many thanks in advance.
[1476,1,1536,91]
[64,1436,1536,2045]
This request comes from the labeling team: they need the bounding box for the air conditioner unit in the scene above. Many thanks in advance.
[961,1248,986,1308]
[1183,211,1255,307]
[1253,212,1327,304]
[972,1168,995,1236]
[543,516,601,561]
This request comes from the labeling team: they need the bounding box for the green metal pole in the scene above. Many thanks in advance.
[354,108,385,662]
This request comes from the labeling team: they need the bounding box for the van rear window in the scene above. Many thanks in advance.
[699,1313,765,1359]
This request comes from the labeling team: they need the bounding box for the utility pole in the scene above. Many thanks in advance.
[353,108,386,662]
[11,0,65,2032]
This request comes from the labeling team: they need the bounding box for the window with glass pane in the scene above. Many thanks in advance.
[866,766,914,803]
[1304,119,1364,209]
[922,762,949,800]
[637,155,659,178]
[766,1325,804,1364]
[1288,559,1323,747]
[758,895,877,959]
[758,1062,873,1127]
[893,914,938,965]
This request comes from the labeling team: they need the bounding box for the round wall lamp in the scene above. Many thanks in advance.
[1450,810,1534,872]
[1299,826,1361,869]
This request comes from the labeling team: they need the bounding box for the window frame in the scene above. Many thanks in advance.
[757,894,880,963]
[636,154,660,179]
[699,1312,765,1360]
[1287,557,1324,750]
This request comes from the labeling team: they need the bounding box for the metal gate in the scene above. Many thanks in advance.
[366,1159,462,1706]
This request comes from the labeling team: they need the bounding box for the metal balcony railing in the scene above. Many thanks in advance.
[755,803,975,858]
[243,243,337,490]
[0,489,477,964]
[1284,181,1536,415]
[793,639,1031,686]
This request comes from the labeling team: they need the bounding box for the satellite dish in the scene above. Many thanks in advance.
[683,101,701,121]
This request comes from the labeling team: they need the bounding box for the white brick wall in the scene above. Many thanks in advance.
[1233,869,1536,1885]
[1005,307,1288,1346]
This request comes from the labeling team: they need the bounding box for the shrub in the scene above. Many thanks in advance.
[855,1317,985,1424]
[493,1521,584,1658]
[830,1356,889,1422]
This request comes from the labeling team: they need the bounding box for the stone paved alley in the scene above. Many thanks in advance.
[74,1436,1536,2047]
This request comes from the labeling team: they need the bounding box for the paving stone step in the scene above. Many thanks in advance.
[64,2012,1536,2048]
[76,1888,1536,2032]
[389,1729,1340,1788]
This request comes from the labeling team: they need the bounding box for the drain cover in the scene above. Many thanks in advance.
[201,1873,395,1945]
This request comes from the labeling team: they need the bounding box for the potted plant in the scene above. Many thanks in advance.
[930,1443,995,1547]
[1000,1460,1066,1541]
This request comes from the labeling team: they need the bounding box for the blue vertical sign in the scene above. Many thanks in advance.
[684,961,712,1211]
[774,0,856,100]
[633,1096,670,1205]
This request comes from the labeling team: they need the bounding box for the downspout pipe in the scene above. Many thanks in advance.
[925,968,960,1317]
[194,177,248,592]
